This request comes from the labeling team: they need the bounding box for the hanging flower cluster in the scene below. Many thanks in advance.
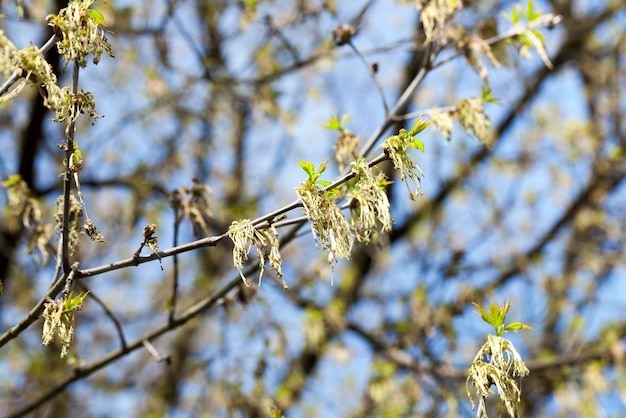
[46,0,113,67]
[467,334,529,417]
[348,158,393,243]
[295,162,353,275]
[467,301,531,418]
[227,121,430,286]
[228,220,286,288]
[42,291,89,359]
[381,117,430,201]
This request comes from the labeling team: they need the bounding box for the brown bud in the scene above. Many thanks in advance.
[332,24,356,46]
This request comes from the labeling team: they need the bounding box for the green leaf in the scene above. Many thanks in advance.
[299,160,331,185]
[491,301,509,328]
[64,291,89,312]
[2,174,22,188]
[481,87,499,104]
[473,302,490,324]
[474,300,531,336]
[409,116,431,136]
[324,113,351,132]
[474,301,510,335]
[525,0,541,21]
[86,9,105,26]
[299,160,315,178]
[317,160,328,175]
[324,118,341,131]
[412,138,425,153]
[504,322,531,332]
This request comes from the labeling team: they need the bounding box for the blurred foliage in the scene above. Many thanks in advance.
[0,0,625,417]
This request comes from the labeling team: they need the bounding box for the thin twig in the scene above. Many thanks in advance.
[79,283,127,350]
[359,43,435,158]
[348,41,389,116]
[51,233,64,286]
[4,270,243,418]
[169,198,181,325]
[265,15,300,63]
[62,267,75,298]
[430,14,563,71]
[396,106,456,122]
[250,200,303,228]
[78,234,227,278]
[271,215,309,229]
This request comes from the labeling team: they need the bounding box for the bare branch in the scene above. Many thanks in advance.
[78,234,226,278]
[347,40,390,116]
[79,283,128,350]
[4,271,241,418]
[61,62,80,273]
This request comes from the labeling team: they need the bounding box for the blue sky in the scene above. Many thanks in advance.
[1,0,625,416]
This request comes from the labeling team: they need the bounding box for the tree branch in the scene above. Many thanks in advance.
[61,63,80,273]
[4,271,242,418]
[79,283,128,350]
